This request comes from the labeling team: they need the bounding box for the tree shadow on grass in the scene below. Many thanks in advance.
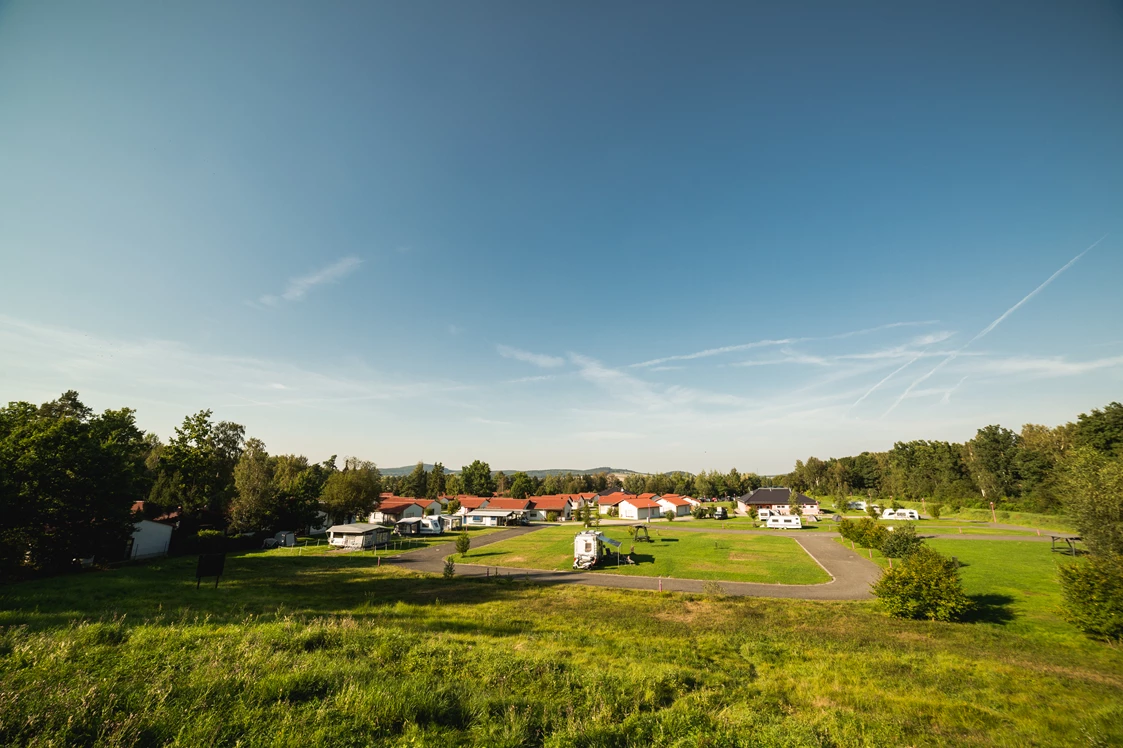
[0,552,585,632]
[962,593,1017,625]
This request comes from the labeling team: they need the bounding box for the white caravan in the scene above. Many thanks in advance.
[766,515,802,530]
[881,508,920,521]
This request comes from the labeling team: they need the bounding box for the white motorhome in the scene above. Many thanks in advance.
[573,530,623,570]
[766,515,803,530]
[881,508,920,521]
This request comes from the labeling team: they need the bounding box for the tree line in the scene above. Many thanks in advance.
[781,402,1123,514]
[383,463,770,500]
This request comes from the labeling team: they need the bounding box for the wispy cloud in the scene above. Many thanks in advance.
[970,354,1123,378]
[504,375,556,384]
[470,417,512,426]
[0,315,469,418]
[577,430,644,441]
[883,236,1107,417]
[497,344,565,368]
[630,320,939,368]
[257,256,363,306]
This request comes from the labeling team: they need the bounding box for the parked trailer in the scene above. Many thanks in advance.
[881,508,920,521]
[766,515,803,530]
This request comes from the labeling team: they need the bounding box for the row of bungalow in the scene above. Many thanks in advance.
[329,487,823,548]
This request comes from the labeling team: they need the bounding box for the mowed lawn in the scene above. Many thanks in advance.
[459,526,831,584]
[1,545,1121,746]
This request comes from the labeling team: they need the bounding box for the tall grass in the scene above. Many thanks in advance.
[1,550,1120,746]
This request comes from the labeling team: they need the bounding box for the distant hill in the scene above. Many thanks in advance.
[380,464,643,478]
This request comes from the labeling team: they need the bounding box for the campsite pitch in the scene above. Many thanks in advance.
[456,526,832,584]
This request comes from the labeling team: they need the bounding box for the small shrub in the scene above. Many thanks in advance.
[880,523,924,559]
[196,529,225,553]
[691,505,705,519]
[455,532,471,558]
[545,511,558,522]
[443,557,456,579]
[853,517,888,550]
[929,503,943,520]
[701,581,726,597]
[664,510,675,522]
[608,506,619,517]
[866,504,880,519]
[1058,554,1123,642]
[872,546,972,621]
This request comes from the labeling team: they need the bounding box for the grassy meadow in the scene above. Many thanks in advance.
[1,540,1121,746]
[461,526,831,584]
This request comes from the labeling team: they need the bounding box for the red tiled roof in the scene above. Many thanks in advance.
[598,492,632,505]
[658,495,691,507]
[577,492,598,499]
[637,493,658,501]
[486,498,532,510]
[454,496,490,509]
[622,498,662,509]
[529,495,573,511]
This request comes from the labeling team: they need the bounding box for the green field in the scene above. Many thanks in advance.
[1,543,1121,746]
[461,526,831,584]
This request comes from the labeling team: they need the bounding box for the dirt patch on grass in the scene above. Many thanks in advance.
[728,552,764,562]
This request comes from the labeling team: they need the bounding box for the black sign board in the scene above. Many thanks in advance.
[195,553,226,589]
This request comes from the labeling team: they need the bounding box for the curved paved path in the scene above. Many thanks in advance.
[387,526,883,600]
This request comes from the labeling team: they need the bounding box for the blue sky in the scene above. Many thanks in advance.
[1,1,1121,474]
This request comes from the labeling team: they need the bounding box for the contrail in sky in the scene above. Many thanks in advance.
[882,235,1108,417]
[849,348,928,411]
[631,320,937,368]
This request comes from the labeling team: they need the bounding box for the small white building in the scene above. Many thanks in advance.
[656,495,692,517]
[327,523,392,549]
[370,502,424,524]
[128,520,173,561]
[618,498,662,521]
[465,509,524,527]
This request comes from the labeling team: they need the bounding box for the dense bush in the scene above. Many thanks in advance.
[691,505,706,519]
[872,546,972,621]
[1058,554,1123,643]
[880,524,924,559]
[664,510,675,522]
[929,502,943,519]
[545,511,558,522]
[196,529,226,553]
[839,517,888,550]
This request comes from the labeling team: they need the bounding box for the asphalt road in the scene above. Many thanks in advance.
[388,525,884,600]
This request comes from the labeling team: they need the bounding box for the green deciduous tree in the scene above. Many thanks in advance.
[509,472,534,500]
[460,460,494,497]
[0,392,149,575]
[319,458,382,524]
[155,410,245,515]
[455,532,471,558]
[1061,448,1123,556]
[230,438,275,532]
